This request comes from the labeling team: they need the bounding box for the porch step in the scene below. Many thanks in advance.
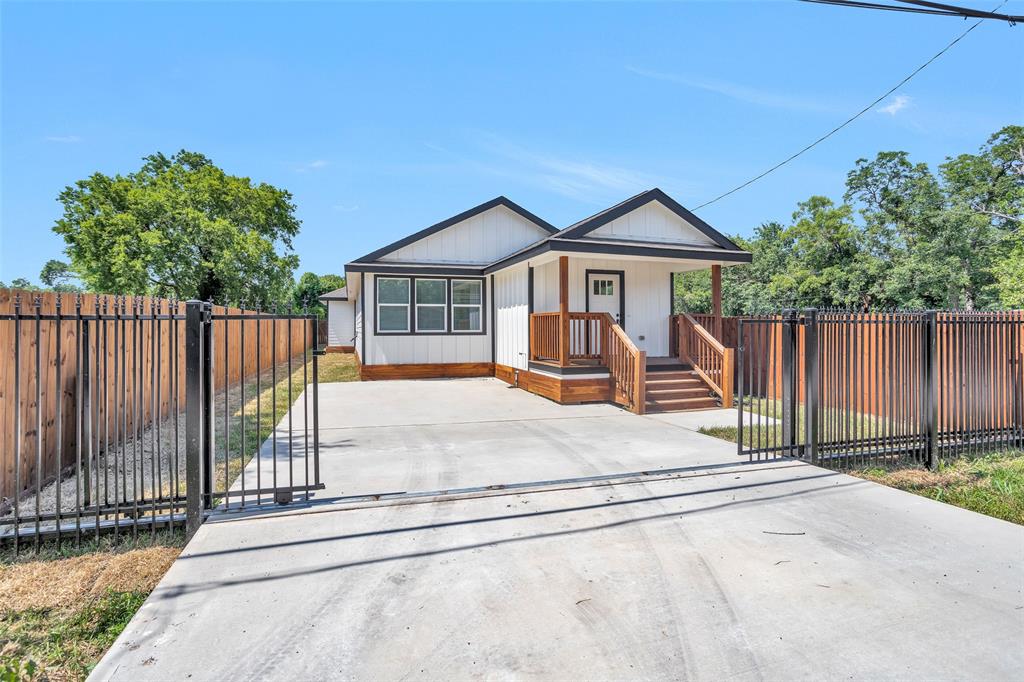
[646,386,710,400]
[645,371,702,384]
[645,396,719,412]
[643,369,719,413]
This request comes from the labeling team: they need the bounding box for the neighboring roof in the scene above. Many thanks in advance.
[349,196,558,265]
[318,286,348,301]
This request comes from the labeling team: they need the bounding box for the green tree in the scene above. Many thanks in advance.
[291,272,346,317]
[53,150,300,306]
[39,259,82,292]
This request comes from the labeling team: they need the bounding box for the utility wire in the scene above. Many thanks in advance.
[694,2,1008,211]
[801,0,1021,22]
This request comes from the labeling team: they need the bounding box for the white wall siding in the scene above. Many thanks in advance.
[493,265,530,370]
[379,205,549,265]
[354,291,363,358]
[362,273,493,365]
[532,258,677,357]
[589,201,717,247]
[327,300,355,347]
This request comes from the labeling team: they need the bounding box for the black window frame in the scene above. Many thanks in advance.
[373,275,488,336]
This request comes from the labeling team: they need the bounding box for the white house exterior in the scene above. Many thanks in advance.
[339,189,752,412]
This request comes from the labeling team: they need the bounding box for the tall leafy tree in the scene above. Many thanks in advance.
[53,150,300,306]
[291,272,346,317]
[39,259,81,292]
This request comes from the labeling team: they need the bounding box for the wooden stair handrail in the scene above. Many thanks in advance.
[676,312,734,408]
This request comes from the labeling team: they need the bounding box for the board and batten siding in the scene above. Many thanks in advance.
[588,201,717,247]
[378,205,550,265]
[361,273,492,365]
[493,265,530,370]
[327,300,355,347]
[532,258,678,357]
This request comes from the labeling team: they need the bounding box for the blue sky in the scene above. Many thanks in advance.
[2,1,1021,284]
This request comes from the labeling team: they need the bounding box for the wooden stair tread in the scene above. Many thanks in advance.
[642,368,719,413]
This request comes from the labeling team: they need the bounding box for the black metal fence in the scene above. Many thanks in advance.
[1,294,322,552]
[738,309,1024,469]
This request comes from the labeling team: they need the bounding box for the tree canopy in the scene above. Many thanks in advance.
[675,125,1023,313]
[53,150,301,306]
[291,272,346,317]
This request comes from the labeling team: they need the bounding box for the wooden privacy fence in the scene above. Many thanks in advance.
[0,290,312,504]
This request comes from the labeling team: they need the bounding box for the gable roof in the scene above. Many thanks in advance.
[318,286,348,302]
[553,188,742,250]
[350,196,558,265]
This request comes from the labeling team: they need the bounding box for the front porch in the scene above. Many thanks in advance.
[523,255,735,414]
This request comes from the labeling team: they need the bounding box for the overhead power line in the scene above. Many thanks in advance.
[801,0,1021,22]
[693,2,1009,211]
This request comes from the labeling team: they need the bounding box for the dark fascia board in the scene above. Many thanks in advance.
[483,238,752,273]
[556,188,743,251]
[318,295,349,302]
[346,263,486,276]
[350,196,557,265]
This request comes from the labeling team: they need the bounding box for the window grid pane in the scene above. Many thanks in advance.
[379,304,409,331]
[452,280,481,305]
[416,304,446,331]
[416,279,446,305]
[378,278,410,304]
[453,305,481,332]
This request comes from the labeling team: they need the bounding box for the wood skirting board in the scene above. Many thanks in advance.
[360,362,495,381]
[494,363,611,404]
[325,345,355,353]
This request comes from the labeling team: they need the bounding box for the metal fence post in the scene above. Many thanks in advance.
[803,309,819,465]
[781,308,798,457]
[185,301,203,538]
[736,319,745,458]
[201,302,214,509]
[924,311,939,470]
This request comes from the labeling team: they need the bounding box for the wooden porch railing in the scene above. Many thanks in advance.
[675,312,734,408]
[529,311,646,414]
[530,312,562,362]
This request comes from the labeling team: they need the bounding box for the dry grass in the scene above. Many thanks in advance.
[0,532,182,680]
[851,452,1024,525]
[0,546,178,613]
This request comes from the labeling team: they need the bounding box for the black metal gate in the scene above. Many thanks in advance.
[185,301,323,535]
[738,309,1024,470]
[1,294,322,551]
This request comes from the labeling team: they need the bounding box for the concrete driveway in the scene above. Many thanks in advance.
[92,379,1024,681]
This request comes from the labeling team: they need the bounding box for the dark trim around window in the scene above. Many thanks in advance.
[373,275,487,336]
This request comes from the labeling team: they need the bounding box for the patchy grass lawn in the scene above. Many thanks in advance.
[317,351,359,383]
[0,531,183,680]
[849,452,1024,525]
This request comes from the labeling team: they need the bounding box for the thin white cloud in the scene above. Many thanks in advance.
[293,159,329,173]
[466,132,684,202]
[332,203,359,213]
[877,94,912,116]
[44,135,81,143]
[626,66,838,114]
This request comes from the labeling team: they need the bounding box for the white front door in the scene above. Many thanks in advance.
[587,272,622,326]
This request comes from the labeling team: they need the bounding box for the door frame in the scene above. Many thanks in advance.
[584,268,626,329]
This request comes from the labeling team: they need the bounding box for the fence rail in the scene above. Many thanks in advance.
[1,291,317,551]
[738,309,1024,469]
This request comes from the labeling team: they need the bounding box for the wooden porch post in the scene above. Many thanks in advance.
[559,256,569,366]
[711,264,723,340]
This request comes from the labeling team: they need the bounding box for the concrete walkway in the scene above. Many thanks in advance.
[92,379,1024,681]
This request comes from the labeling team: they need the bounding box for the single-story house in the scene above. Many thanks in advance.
[319,285,354,352]
[333,188,752,413]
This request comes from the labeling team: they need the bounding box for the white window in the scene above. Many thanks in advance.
[593,279,614,296]
[377,277,410,332]
[415,279,447,332]
[451,279,482,332]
